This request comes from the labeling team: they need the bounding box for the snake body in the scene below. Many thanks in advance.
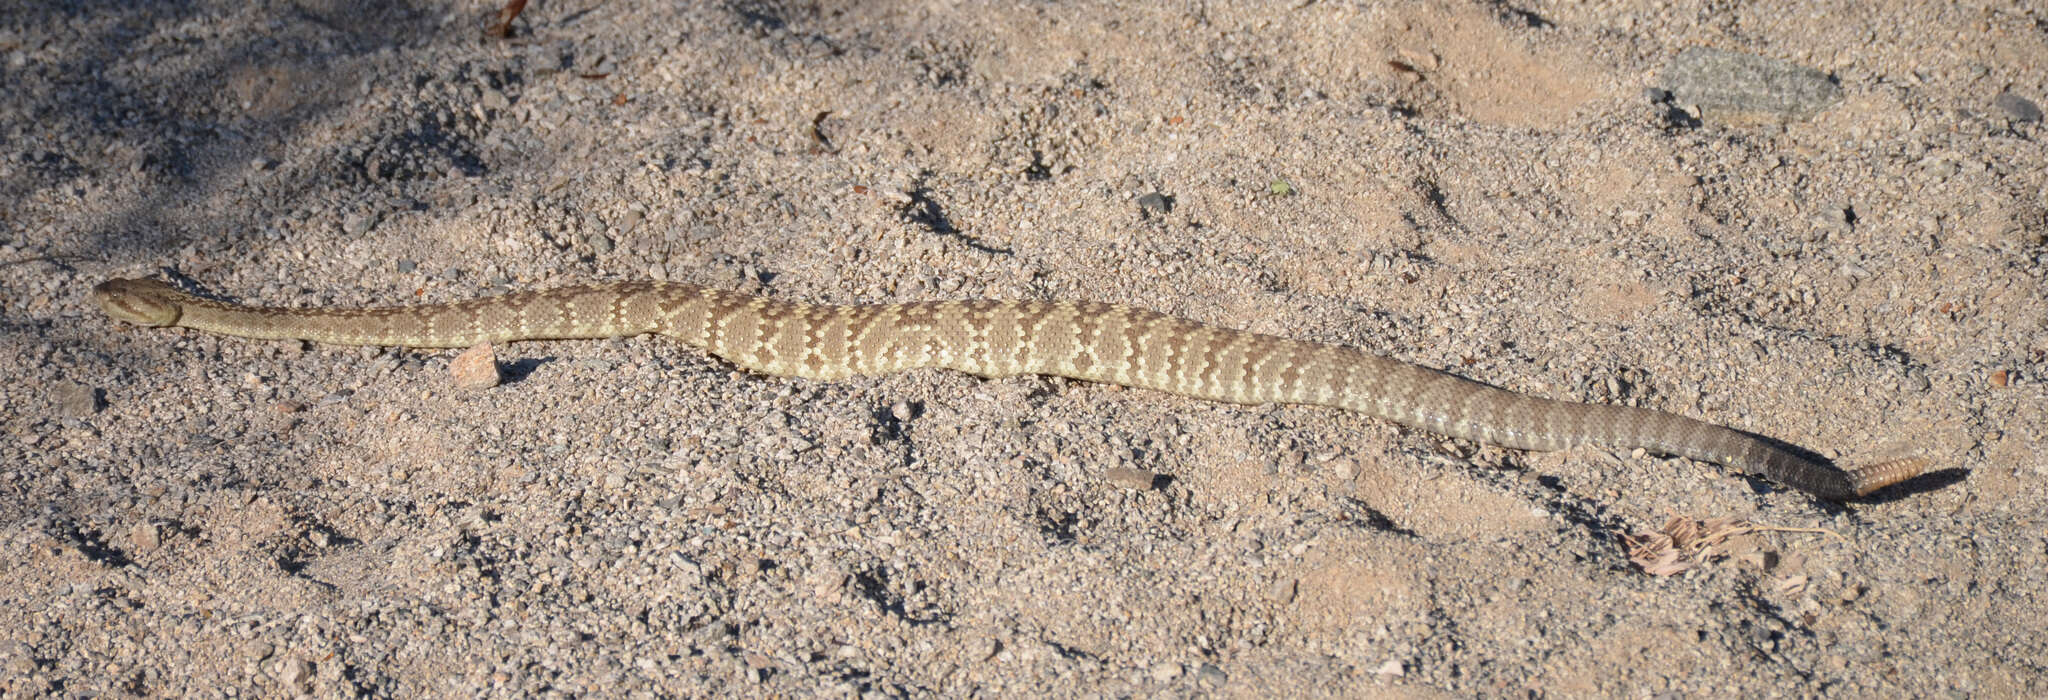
[92,278,1924,499]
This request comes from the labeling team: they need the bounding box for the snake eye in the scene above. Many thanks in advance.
[93,279,182,327]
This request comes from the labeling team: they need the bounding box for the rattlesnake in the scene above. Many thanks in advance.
[92,277,1926,499]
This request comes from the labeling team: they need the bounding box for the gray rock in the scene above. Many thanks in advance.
[1993,92,2042,123]
[1659,48,1842,122]
[343,211,380,236]
[1136,192,1172,216]
[54,382,101,416]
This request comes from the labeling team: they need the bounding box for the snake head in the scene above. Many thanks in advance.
[93,278,183,327]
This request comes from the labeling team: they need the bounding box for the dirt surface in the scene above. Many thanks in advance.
[4,0,2044,695]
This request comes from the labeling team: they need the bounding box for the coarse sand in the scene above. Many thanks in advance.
[3,1,2043,695]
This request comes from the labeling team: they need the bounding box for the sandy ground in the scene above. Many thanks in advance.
[4,0,2044,696]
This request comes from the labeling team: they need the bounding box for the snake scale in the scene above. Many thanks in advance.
[93,277,1925,500]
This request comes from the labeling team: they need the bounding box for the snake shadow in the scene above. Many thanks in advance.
[1740,468,1970,510]
[497,357,557,384]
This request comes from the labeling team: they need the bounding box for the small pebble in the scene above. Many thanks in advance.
[343,211,380,236]
[1269,577,1298,604]
[450,343,502,389]
[1103,466,1158,490]
[271,657,310,687]
[1136,192,1172,216]
[128,522,161,553]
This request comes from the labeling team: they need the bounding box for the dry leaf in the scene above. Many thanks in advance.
[1624,516,1847,577]
[486,0,527,39]
[1624,516,1750,576]
[1771,574,1809,596]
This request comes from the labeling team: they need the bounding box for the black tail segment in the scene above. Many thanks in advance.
[1755,446,1858,500]
[1750,441,1928,500]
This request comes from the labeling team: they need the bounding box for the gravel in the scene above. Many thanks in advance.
[3,0,2043,696]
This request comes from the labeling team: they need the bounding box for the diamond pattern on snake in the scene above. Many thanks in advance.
[93,277,1927,500]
